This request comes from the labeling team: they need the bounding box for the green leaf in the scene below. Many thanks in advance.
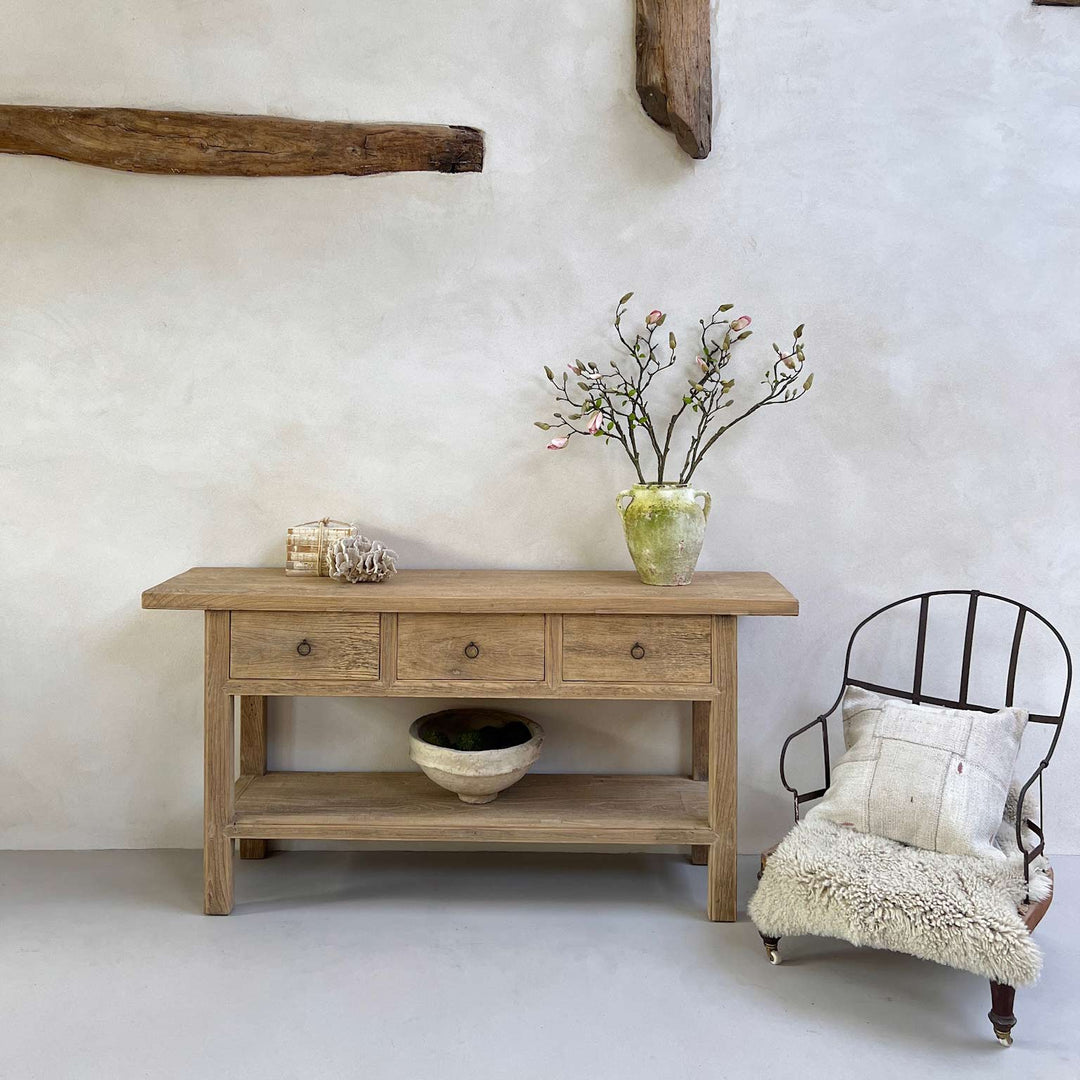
[619,291,634,305]
[795,323,805,338]
[534,422,551,430]
[736,330,752,340]
[719,304,734,312]
[656,313,667,326]
[803,373,814,390]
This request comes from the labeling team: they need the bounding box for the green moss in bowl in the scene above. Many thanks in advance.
[420,719,532,752]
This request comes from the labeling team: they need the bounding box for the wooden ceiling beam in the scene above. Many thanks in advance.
[0,105,484,177]
[635,0,712,159]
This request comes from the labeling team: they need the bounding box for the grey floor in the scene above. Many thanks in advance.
[0,851,1076,1080]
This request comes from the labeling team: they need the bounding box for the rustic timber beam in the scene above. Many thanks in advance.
[0,105,484,177]
[635,0,712,159]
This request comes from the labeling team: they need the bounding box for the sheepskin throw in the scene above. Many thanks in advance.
[806,687,1026,860]
[749,801,1051,986]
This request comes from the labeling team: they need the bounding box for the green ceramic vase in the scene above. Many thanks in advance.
[615,483,711,586]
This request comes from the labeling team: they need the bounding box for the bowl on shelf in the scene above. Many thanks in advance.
[408,708,544,804]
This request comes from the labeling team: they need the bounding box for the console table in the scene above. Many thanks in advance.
[142,568,798,920]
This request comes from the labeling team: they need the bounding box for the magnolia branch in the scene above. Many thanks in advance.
[536,295,815,486]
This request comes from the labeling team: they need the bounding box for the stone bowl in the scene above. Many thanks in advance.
[408,708,544,804]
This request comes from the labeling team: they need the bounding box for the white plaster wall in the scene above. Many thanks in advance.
[2,1,1078,853]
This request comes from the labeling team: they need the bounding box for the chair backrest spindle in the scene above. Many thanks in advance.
[1006,607,1027,709]
[912,595,929,705]
[958,591,979,708]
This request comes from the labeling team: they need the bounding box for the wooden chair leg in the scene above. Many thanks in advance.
[989,981,1016,1046]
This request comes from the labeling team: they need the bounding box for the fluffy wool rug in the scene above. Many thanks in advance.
[748,802,1051,987]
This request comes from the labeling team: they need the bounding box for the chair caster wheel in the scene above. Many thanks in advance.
[760,935,781,965]
[994,1029,1013,1047]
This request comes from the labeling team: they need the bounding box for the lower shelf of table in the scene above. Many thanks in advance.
[228,771,714,845]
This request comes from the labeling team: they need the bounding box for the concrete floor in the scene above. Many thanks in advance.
[0,851,1076,1080]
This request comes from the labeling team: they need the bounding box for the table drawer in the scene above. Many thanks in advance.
[397,613,546,681]
[561,615,713,683]
[230,612,381,680]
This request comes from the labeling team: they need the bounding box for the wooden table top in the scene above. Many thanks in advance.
[142,567,798,616]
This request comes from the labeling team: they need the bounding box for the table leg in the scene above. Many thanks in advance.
[707,616,737,922]
[204,611,235,914]
[239,696,268,860]
[690,699,709,865]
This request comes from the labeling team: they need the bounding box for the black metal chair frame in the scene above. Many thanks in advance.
[769,589,1071,1045]
[779,589,1070,888]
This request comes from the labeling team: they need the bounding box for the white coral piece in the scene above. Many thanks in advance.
[328,534,398,583]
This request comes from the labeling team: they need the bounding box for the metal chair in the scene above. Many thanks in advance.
[764,589,1071,1045]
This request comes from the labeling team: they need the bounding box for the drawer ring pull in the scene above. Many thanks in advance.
[296,639,312,657]
[464,641,480,660]
[630,642,646,660]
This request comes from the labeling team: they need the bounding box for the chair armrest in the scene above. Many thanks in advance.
[778,714,831,821]
[1016,759,1050,893]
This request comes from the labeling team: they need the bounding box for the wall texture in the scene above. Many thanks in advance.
[2,1,1078,853]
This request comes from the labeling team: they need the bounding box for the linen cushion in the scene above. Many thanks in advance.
[806,687,1026,860]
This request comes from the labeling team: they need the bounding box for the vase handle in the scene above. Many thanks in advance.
[615,490,635,518]
[693,490,711,521]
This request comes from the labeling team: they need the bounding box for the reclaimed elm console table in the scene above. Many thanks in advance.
[142,568,798,920]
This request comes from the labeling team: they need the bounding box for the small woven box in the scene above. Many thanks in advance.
[285,517,356,576]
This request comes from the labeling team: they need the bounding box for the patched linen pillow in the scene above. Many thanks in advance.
[806,687,1027,860]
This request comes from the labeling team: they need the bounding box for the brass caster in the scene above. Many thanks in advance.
[765,946,781,965]
[994,1029,1013,1048]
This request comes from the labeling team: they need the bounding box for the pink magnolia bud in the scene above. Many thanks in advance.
[695,356,708,372]
[730,315,752,332]
[587,411,603,435]
[646,310,663,327]
[547,436,569,450]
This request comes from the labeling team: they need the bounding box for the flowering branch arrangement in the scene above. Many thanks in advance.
[536,294,814,484]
